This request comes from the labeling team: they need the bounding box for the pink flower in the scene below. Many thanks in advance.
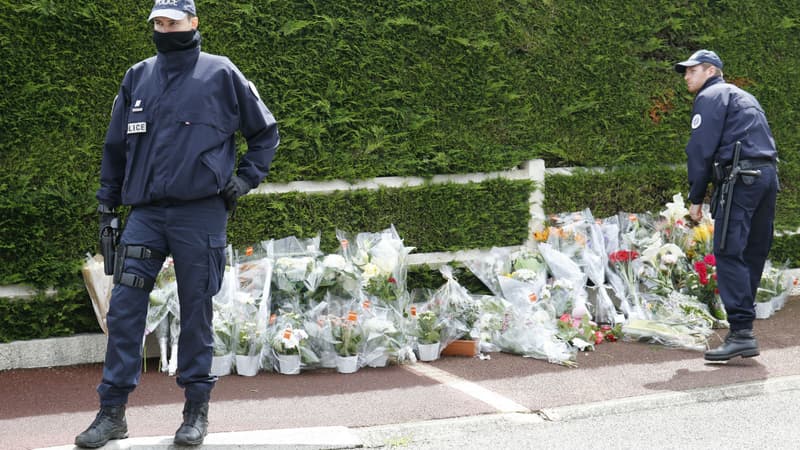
[703,254,716,266]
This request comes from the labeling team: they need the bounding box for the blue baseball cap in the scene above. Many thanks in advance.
[148,0,197,21]
[674,50,723,73]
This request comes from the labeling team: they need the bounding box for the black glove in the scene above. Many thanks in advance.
[221,175,251,212]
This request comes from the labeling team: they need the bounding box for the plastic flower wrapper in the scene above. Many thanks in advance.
[544,210,592,264]
[463,247,515,297]
[472,294,513,353]
[657,193,694,249]
[756,260,791,305]
[301,300,337,369]
[428,266,478,351]
[145,258,178,337]
[606,248,644,320]
[211,248,238,358]
[331,310,364,360]
[683,253,726,322]
[306,253,361,302]
[621,291,715,351]
[618,212,658,254]
[263,235,322,306]
[337,225,415,304]
[494,301,577,367]
[360,303,403,366]
[263,310,317,372]
[639,238,689,296]
[538,242,592,323]
[81,253,113,334]
[556,312,621,351]
[579,211,618,325]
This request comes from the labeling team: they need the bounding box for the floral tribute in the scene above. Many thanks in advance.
[128,192,795,376]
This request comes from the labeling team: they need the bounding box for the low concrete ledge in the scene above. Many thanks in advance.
[0,334,107,371]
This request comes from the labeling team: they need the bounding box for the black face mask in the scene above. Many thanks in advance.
[152,29,199,53]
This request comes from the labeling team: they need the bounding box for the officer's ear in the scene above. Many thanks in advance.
[191,16,199,30]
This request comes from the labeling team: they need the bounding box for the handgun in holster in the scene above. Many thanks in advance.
[100,217,120,276]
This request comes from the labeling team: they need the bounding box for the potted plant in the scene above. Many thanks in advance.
[270,324,308,375]
[361,313,400,367]
[332,312,363,373]
[235,321,262,376]
[210,315,234,376]
[415,310,442,362]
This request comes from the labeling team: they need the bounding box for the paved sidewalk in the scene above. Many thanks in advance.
[2,297,799,450]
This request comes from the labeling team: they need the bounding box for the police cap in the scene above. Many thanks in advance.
[674,49,723,73]
[148,0,197,21]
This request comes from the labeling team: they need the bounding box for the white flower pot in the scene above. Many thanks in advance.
[276,353,301,375]
[335,355,359,374]
[417,342,440,362]
[235,355,260,376]
[367,353,389,368]
[755,302,773,319]
[210,354,233,377]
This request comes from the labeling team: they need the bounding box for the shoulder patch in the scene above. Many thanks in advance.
[691,114,702,129]
[248,81,261,100]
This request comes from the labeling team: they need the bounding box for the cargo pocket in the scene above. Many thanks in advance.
[206,232,227,295]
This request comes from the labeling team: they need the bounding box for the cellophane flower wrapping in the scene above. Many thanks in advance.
[263,235,322,309]
[494,300,577,367]
[233,251,272,359]
[212,249,237,358]
[146,257,178,337]
[360,303,404,366]
[463,247,514,297]
[621,290,715,351]
[757,260,791,304]
[430,265,481,350]
[264,308,314,371]
[81,253,112,334]
[338,225,415,305]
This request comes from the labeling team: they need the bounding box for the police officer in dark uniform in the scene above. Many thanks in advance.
[75,1,279,447]
[675,50,778,362]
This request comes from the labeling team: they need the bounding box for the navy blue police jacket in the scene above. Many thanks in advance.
[685,76,776,204]
[97,40,279,209]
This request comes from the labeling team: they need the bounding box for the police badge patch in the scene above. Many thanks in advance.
[691,114,702,129]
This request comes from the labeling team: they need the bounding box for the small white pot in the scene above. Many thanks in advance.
[417,342,440,362]
[276,353,301,375]
[335,355,359,374]
[235,355,260,376]
[210,354,233,377]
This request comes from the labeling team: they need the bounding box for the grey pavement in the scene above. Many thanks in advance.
[2,295,799,450]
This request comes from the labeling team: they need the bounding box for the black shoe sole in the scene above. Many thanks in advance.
[75,433,128,448]
[704,350,760,361]
[174,436,206,446]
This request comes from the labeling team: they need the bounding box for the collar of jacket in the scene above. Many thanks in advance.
[698,75,724,94]
[155,33,201,74]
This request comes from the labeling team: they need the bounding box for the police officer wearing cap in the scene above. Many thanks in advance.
[675,50,778,362]
[75,0,279,447]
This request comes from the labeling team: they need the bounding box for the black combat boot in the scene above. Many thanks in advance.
[174,400,209,446]
[74,405,128,448]
[704,329,759,361]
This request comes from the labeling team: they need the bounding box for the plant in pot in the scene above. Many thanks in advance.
[235,321,263,376]
[332,311,363,373]
[362,312,400,367]
[416,310,442,362]
[270,324,308,375]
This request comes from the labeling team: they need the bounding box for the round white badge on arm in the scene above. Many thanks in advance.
[691,114,702,129]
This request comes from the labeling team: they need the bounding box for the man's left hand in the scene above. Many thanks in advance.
[221,175,251,211]
[689,203,703,222]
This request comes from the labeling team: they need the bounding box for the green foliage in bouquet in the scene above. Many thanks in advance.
[333,318,363,357]
[416,310,442,344]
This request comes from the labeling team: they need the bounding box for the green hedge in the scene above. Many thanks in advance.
[1,0,799,340]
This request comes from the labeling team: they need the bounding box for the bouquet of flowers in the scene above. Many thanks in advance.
[556,312,621,351]
[331,311,364,357]
[621,290,716,351]
[361,306,403,367]
[264,235,323,308]
[338,225,414,305]
[684,253,726,321]
[81,253,113,334]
